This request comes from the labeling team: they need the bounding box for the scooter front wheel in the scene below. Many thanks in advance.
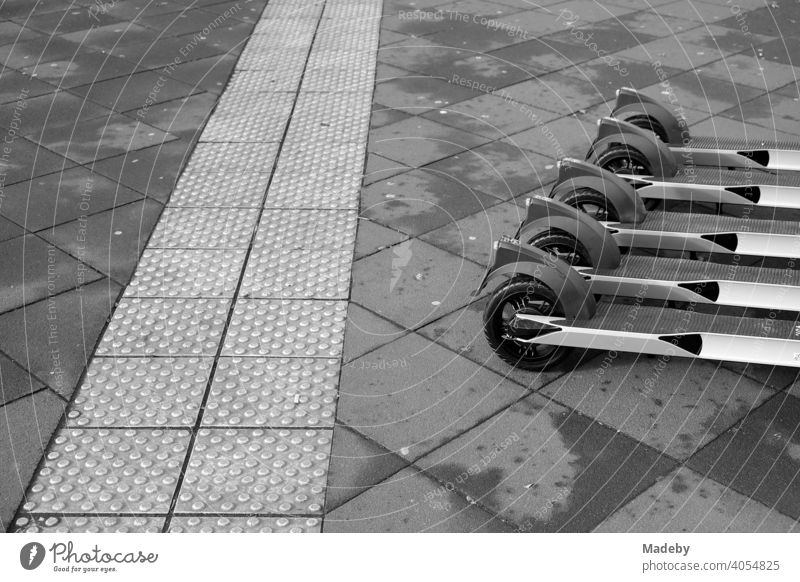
[483,278,572,371]
[620,114,669,143]
[593,144,661,211]
[554,186,620,222]
[526,231,594,267]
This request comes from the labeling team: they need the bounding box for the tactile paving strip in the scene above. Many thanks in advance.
[23,429,191,514]
[200,98,295,142]
[67,357,213,428]
[14,515,165,533]
[95,298,231,357]
[240,248,352,299]
[236,46,310,71]
[182,142,280,174]
[306,49,376,71]
[169,515,321,532]
[225,70,305,93]
[246,29,316,48]
[148,208,259,248]
[284,93,371,144]
[302,67,374,92]
[222,299,347,357]
[262,1,325,19]
[175,428,331,514]
[125,249,247,298]
[254,209,358,250]
[203,357,338,427]
[168,172,271,207]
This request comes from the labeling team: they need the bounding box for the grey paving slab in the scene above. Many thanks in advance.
[670,23,775,55]
[362,152,407,185]
[166,54,239,94]
[222,299,347,358]
[125,249,247,298]
[0,137,76,187]
[324,424,408,511]
[0,279,120,399]
[595,467,800,533]
[0,217,25,244]
[13,515,165,533]
[95,297,231,357]
[148,207,260,249]
[336,332,528,461]
[361,169,500,237]
[203,357,339,428]
[720,91,800,133]
[130,92,218,139]
[504,114,598,160]
[416,392,678,531]
[487,36,602,76]
[422,141,553,200]
[39,198,164,285]
[0,390,65,532]
[603,9,699,39]
[701,53,800,92]
[350,238,486,330]
[352,218,408,261]
[0,166,142,232]
[69,70,202,112]
[0,234,103,314]
[0,36,89,69]
[324,466,514,532]
[0,69,56,105]
[176,428,331,514]
[169,515,321,533]
[341,303,407,364]
[542,353,775,461]
[1,90,111,135]
[20,51,143,89]
[373,73,481,115]
[496,73,607,115]
[688,115,800,143]
[240,248,352,300]
[688,392,800,520]
[0,20,42,46]
[22,428,191,514]
[67,356,213,428]
[0,352,45,407]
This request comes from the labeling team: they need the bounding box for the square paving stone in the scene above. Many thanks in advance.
[34,114,179,165]
[40,198,163,284]
[361,169,501,236]
[487,36,603,76]
[0,351,45,406]
[324,424,409,511]
[23,428,191,514]
[167,54,238,94]
[89,140,194,202]
[504,114,598,159]
[203,357,339,428]
[496,73,608,114]
[128,93,217,139]
[0,217,25,243]
[542,353,775,460]
[176,428,331,514]
[689,392,800,520]
[423,141,553,200]
[0,390,65,531]
[67,356,213,428]
[614,10,699,39]
[336,332,528,461]
[0,279,120,398]
[69,69,201,112]
[110,34,234,69]
[59,21,165,54]
[421,93,560,141]
[370,105,413,131]
[671,23,775,55]
[0,20,42,46]
[95,297,231,357]
[720,91,800,132]
[700,53,800,91]
[5,90,112,137]
[374,75,482,116]
[168,516,321,533]
[1,0,78,18]
[614,37,726,70]
[424,19,531,52]
[687,115,800,144]
[21,50,142,89]
[655,0,750,23]
[148,207,259,249]
[715,4,799,37]
[0,167,142,232]
[417,296,584,390]
[377,38,472,79]
[363,153,408,186]
[543,21,659,59]
[23,7,124,35]
[342,303,407,364]
[222,299,347,358]
[544,0,637,22]
[560,57,685,102]
[351,238,486,330]
[0,137,75,186]
[324,466,514,532]
[756,37,800,68]
[353,217,409,261]
[0,69,56,105]
[125,248,246,298]
[0,234,103,314]
[595,466,800,532]
[416,392,678,531]
[0,36,87,69]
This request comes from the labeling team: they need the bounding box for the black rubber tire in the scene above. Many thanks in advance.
[483,278,572,371]
[593,144,661,211]
[624,114,669,143]
[556,187,620,222]
[526,231,594,267]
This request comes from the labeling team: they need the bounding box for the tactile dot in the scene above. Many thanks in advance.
[222,299,347,357]
[204,357,339,427]
[68,357,213,427]
[176,428,331,514]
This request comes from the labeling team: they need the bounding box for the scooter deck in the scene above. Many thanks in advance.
[521,303,800,367]
[612,210,800,235]
[687,135,800,153]
[672,167,800,187]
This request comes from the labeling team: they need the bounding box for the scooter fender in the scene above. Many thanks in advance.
[549,158,647,224]
[587,117,679,179]
[518,196,622,269]
[612,87,686,146]
[477,239,597,320]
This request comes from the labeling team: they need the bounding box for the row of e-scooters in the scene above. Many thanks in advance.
[479,87,800,371]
